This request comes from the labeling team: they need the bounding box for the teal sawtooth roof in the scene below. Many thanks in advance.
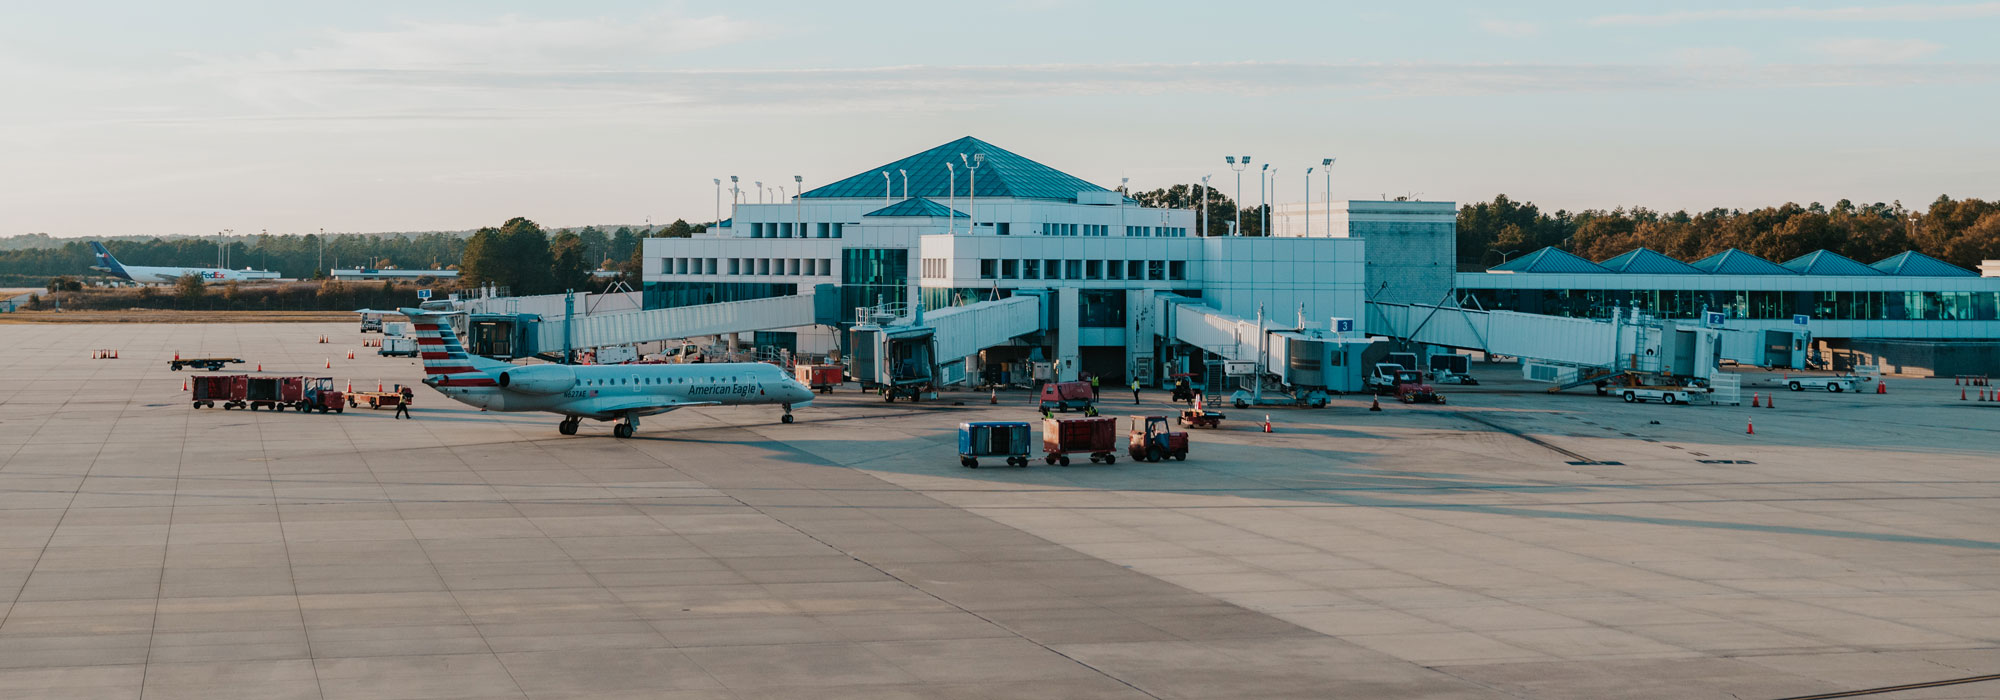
[1598,247,1703,274]
[1489,246,1610,273]
[1689,249,1794,275]
[863,197,968,218]
[799,136,1114,202]
[1782,250,1883,276]
[1872,251,1976,277]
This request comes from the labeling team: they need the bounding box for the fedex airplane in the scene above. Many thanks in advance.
[89,241,279,283]
[401,308,814,438]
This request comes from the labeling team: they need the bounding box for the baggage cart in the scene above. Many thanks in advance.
[348,390,406,409]
[1039,380,1097,414]
[1042,416,1117,466]
[958,421,1032,468]
[191,374,248,410]
[795,364,843,393]
[170,357,242,372]
[246,375,304,411]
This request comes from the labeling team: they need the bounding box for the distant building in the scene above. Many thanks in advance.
[330,268,459,281]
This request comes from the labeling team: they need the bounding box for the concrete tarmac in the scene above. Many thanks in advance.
[0,322,1995,699]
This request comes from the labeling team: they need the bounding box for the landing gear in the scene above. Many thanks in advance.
[781,404,794,424]
[558,417,579,436]
[612,414,639,439]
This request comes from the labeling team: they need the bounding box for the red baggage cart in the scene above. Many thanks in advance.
[191,374,248,410]
[794,364,843,393]
[246,375,305,411]
[1041,416,1118,466]
[1039,380,1097,414]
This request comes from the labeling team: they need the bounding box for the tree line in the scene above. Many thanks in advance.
[1458,194,1999,271]
[456,218,702,296]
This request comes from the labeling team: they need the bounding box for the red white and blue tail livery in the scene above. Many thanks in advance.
[398,308,813,439]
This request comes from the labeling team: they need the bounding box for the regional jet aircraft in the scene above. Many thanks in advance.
[89,241,278,283]
[400,308,813,438]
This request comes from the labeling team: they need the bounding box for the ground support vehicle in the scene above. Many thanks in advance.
[1786,375,1861,393]
[795,364,844,394]
[190,374,247,409]
[348,391,406,410]
[1618,386,1695,404]
[1039,381,1097,415]
[959,421,1032,468]
[1227,387,1331,409]
[1042,417,1118,466]
[246,376,305,411]
[1369,364,1444,403]
[298,377,346,413]
[1128,415,1190,462]
[170,357,242,372]
[378,337,417,357]
[1178,407,1224,428]
[1426,354,1478,385]
[1168,373,1202,404]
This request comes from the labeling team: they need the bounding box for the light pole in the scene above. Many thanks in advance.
[946,163,956,233]
[794,175,803,238]
[1304,166,1314,237]
[899,169,908,200]
[1259,163,1269,237]
[755,181,764,204]
[960,153,983,232]
[713,179,721,226]
[1226,156,1249,237]
[882,171,891,206]
[729,175,739,205]
[1270,169,1279,236]
[1322,158,1335,238]
[1120,177,1129,195]
[317,227,324,274]
[1199,175,1210,237]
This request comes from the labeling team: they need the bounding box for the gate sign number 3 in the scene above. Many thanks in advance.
[1335,319,1354,333]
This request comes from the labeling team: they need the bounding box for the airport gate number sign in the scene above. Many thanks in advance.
[1793,314,1810,325]
[417,289,432,300]
[1335,319,1354,333]
[1705,311,1726,327]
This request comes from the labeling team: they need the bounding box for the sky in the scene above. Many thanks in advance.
[3,0,1998,237]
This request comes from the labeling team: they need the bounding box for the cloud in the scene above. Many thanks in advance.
[1670,47,1757,65]
[1478,19,1542,38]
[1809,37,1944,62]
[1590,2,2000,26]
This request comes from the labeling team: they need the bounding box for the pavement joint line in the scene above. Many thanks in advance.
[1768,672,2000,700]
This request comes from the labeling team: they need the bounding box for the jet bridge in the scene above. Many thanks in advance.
[1367,302,1726,390]
[1160,297,1377,401]
[531,292,828,355]
[851,295,1047,392]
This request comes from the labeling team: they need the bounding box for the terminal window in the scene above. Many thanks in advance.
[1148,261,1165,280]
[1106,260,1123,280]
[1128,261,1144,279]
[980,259,996,279]
[1001,260,1018,279]
[1169,261,1186,280]
[1086,260,1103,279]
[1022,260,1040,280]
[1065,260,1082,279]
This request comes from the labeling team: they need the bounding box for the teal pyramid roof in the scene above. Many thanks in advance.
[1690,249,1793,274]
[1783,250,1882,276]
[864,197,968,218]
[1599,247,1702,274]
[800,136,1113,202]
[1871,251,1975,277]
[1489,247,1609,273]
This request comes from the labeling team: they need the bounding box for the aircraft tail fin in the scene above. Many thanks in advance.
[88,242,131,280]
[400,308,502,386]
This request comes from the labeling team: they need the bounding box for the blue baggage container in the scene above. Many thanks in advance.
[958,421,1032,468]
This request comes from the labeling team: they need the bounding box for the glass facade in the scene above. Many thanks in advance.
[840,248,909,321]
[1081,290,1126,327]
[920,286,1011,312]
[1463,288,2000,322]
[644,282,797,310]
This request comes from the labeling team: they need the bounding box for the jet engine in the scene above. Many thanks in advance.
[497,365,576,395]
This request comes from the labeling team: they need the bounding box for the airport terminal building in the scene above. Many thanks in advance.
[641,137,1446,382]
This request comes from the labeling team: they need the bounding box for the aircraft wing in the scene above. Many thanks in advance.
[590,398,723,418]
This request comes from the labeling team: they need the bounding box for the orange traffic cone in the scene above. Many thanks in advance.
[347,350,354,360]
[1964,388,1969,401]
[1765,394,1773,408]
[345,380,353,392]
[1751,393,1760,408]
[173,351,180,361]
[989,389,997,405]
[1369,396,1382,412]
[324,359,332,369]
[1956,375,1962,385]
[377,380,384,392]
[255,363,262,372]
[181,378,188,391]
[1876,381,1886,394]
[1746,419,1754,435]
[1262,415,1272,433]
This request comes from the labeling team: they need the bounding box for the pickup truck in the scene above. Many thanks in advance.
[1617,386,1694,404]
[1785,376,1860,393]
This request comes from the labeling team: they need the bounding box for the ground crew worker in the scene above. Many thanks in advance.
[1131,379,1142,404]
[1089,374,1100,399]
[394,385,414,419]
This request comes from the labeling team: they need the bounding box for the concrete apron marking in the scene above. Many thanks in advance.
[1770,672,2000,700]
[1453,411,1611,464]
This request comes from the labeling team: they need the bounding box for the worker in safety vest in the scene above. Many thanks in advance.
[1130,379,1142,405]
